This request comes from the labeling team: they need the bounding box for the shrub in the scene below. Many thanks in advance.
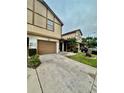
[73,47,78,53]
[28,49,37,56]
[27,54,41,69]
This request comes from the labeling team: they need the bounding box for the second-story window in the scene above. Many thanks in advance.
[47,19,54,31]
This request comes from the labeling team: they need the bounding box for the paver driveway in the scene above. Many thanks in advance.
[27,54,97,93]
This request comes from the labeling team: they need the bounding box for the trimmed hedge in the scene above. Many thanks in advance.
[27,54,41,69]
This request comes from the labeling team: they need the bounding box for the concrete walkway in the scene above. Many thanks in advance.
[27,54,97,93]
[59,52,76,56]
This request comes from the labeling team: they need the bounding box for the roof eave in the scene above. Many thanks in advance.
[62,29,83,36]
[38,0,64,26]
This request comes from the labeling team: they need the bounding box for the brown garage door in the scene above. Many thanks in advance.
[38,40,56,55]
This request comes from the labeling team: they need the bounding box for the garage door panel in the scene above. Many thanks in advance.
[38,40,56,54]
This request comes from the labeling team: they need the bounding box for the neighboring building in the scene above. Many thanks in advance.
[27,0,63,55]
[60,29,83,52]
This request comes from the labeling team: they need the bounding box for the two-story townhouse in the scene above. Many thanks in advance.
[60,29,83,52]
[27,0,63,55]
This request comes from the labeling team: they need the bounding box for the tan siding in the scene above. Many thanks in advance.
[35,0,47,17]
[27,10,33,24]
[27,0,33,10]
[55,17,61,24]
[27,0,62,40]
[62,33,76,40]
[54,23,61,35]
[27,24,61,39]
[34,14,46,28]
[76,31,82,43]
[47,10,54,21]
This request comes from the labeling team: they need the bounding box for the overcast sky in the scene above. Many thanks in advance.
[44,0,97,37]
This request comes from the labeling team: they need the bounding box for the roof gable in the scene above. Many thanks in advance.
[38,0,63,26]
[62,29,83,36]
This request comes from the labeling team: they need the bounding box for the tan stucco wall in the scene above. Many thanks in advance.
[28,24,61,39]
[76,31,82,43]
[34,14,46,28]
[62,31,82,43]
[62,33,76,40]
[54,23,61,35]
[27,10,33,24]
[35,0,47,17]
[27,0,62,39]
[47,10,54,21]
[55,17,61,25]
[27,0,33,10]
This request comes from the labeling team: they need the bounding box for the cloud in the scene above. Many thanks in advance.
[44,0,97,37]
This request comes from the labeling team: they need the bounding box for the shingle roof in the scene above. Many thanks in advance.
[62,29,83,36]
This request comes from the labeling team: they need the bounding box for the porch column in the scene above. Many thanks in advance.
[56,41,59,53]
[62,42,64,52]
[78,43,80,52]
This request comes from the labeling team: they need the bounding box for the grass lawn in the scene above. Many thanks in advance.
[67,52,97,68]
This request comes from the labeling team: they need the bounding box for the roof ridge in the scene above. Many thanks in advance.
[62,29,83,36]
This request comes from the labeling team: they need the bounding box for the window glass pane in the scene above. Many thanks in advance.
[47,20,54,31]
[47,24,53,30]
[48,20,53,25]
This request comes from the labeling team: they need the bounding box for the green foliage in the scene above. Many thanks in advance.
[67,38,77,46]
[67,38,78,52]
[72,47,78,53]
[28,49,37,56]
[82,37,97,48]
[82,38,87,46]
[86,37,93,40]
[27,54,41,69]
